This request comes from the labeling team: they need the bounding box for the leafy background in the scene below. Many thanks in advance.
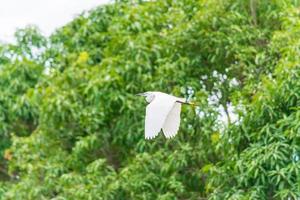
[1,0,300,199]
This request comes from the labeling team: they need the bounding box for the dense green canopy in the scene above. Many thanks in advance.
[1,0,300,199]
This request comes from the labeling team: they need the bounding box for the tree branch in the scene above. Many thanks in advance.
[0,165,11,179]
[250,0,257,26]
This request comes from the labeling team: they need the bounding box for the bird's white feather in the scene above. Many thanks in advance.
[145,92,177,139]
[162,103,181,138]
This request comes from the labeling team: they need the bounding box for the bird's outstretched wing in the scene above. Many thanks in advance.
[162,103,181,138]
[145,95,176,139]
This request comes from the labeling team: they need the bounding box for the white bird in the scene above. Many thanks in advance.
[137,91,193,139]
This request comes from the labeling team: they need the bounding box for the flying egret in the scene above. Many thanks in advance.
[137,91,193,139]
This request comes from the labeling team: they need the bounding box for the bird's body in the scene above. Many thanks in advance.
[138,91,190,139]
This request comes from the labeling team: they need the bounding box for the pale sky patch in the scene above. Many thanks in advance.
[0,0,110,43]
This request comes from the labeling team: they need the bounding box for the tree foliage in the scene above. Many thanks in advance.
[1,0,300,199]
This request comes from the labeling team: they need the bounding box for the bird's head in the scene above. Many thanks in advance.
[136,92,155,103]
